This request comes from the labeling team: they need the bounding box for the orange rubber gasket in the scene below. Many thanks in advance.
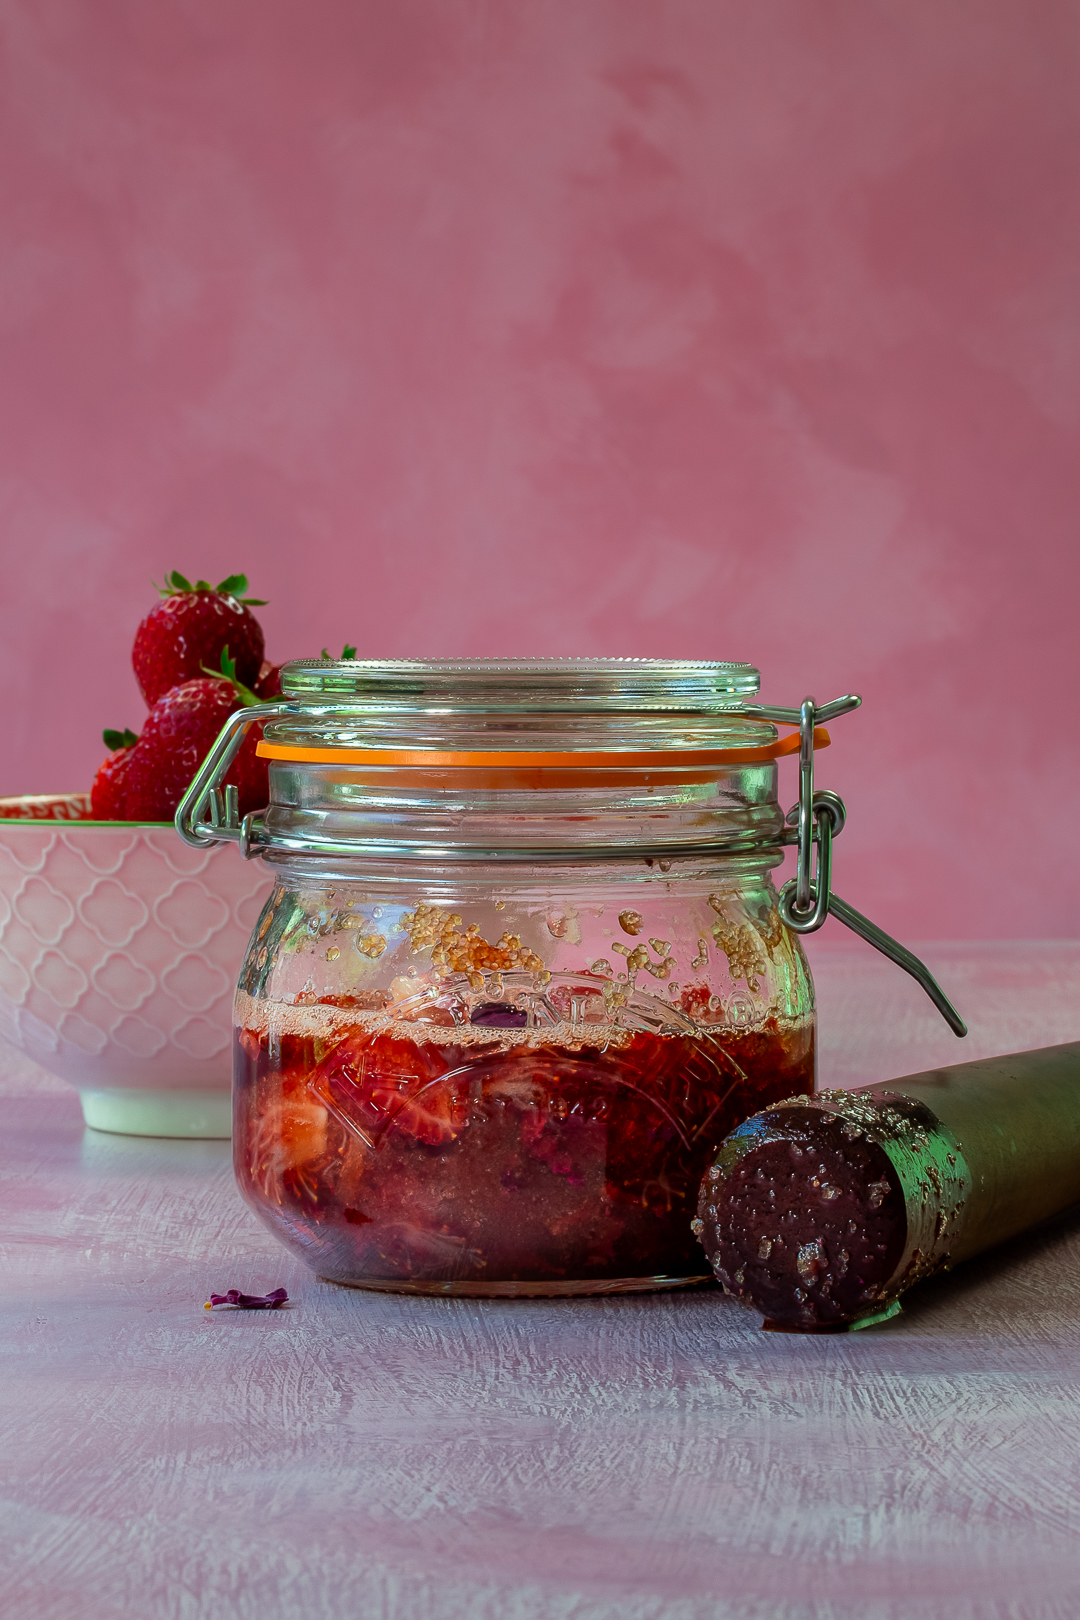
[255,725,831,769]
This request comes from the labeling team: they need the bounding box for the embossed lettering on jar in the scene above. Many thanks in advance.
[229,660,816,1295]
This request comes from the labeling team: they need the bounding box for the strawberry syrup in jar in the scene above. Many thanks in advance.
[223,660,818,1295]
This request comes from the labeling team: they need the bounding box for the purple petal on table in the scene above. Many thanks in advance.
[204,1287,289,1310]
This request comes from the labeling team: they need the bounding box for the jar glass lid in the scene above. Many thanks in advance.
[280,658,760,713]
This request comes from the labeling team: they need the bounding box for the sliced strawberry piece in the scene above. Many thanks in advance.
[369,1078,457,1147]
[309,1034,458,1148]
[246,1093,329,1200]
[259,1095,328,1168]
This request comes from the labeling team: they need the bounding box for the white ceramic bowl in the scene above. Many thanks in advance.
[0,797,272,1137]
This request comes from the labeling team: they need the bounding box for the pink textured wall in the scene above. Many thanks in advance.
[1,1,1077,940]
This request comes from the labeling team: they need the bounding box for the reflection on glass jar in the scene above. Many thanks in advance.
[223,660,816,1294]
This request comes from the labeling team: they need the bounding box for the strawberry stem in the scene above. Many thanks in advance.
[216,573,248,596]
[200,645,260,707]
[152,570,267,605]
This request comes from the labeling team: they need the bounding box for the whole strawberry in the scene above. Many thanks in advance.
[124,651,270,822]
[132,572,267,707]
[226,722,272,816]
[90,728,139,819]
[254,660,282,699]
[212,649,271,816]
[125,680,241,822]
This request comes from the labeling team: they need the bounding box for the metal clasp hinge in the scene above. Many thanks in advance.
[747,694,967,1038]
[173,702,287,858]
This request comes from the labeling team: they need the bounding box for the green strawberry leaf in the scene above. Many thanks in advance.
[103,727,139,751]
[320,647,330,659]
[342,643,358,659]
[200,645,260,707]
[155,570,192,596]
[154,571,264,600]
[216,573,249,596]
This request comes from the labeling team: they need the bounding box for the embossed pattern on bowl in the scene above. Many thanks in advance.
[0,808,272,1135]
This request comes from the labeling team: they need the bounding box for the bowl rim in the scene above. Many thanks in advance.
[0,792,171,829]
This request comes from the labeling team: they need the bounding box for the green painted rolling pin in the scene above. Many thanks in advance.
[694,1042,1080,1331]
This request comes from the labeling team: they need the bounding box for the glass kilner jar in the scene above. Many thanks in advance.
[177,660,965,1297]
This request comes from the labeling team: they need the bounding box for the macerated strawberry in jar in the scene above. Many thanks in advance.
[233,995,814,1291]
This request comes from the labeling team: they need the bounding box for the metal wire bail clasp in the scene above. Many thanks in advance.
[778,697,850,933]
[756,693,968,1039]
[174,701,288,855]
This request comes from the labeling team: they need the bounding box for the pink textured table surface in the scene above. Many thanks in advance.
[2,943,1079,1620]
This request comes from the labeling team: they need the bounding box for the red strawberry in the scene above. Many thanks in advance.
[254,660,282,699]
[124,650,271,822]
[226,721,272,817]
[212,647,272,816]
[132,572,266,706]
[90,728,139,819]
[124,679,242,822]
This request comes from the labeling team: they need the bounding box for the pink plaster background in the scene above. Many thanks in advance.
[1,0,1077,940]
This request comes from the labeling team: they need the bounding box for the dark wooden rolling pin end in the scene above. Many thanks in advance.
[694,1043,1080,1332]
